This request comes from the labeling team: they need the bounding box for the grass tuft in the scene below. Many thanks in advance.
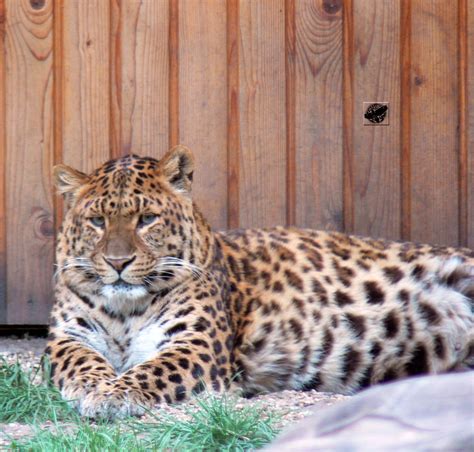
[0,357,76,424]
[135,392,280,451]
[9,422,143,452]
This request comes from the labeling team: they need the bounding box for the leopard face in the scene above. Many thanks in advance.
[54,146,197,304]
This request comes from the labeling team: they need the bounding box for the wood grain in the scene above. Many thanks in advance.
[0,0,6,323]
[238,0,286,228]
[227,0,240,229]
[400,0,411,240]
[467,0,474,249]
[458,0,467,247]
[343,0,354,233]
[353,0,401,240]
[5,0,55,324]
[285,0,295,226]
[410,0,459,246]
[179,0,227,230]
[53,0,63,228]
[294,0,344,231]
[61,0,110,172]
[169,0,179,147]
[111,0,169,158]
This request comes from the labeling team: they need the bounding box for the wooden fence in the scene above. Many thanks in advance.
[0,0,473,324]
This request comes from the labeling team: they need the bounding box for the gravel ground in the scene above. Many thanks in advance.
[0,337,350,447]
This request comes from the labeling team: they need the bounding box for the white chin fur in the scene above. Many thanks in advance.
[101,284,149,300]
[101,285,149,315]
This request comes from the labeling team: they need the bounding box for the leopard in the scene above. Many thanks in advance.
[45,145,474,419]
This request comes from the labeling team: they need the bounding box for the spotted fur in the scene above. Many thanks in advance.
[45,146,474,418]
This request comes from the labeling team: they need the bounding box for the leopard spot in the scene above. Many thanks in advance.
[345,313,366,339]
[383,311,400,338]
[379,367,398,383]
[418,302,441,325]
[405,342,429,375]
[335,290,354,307]
[364,281,385,304]
[272,281,284,293]
[341,347,362,383]
[284,269,304,291]
[175,385,186,401]
[168,373,183,384]
[434,335,446,359]
[383,266,404,284]
[411,264,426,281]
[398,289,410,305]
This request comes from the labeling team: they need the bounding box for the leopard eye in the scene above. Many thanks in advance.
[138,213,158,227]
[89,216,105,228]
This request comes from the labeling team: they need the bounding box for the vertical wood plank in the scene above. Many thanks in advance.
[353,0,401,240]
[0,0,6,323]
[410,0,459,246]
[111,0,169,158]
[5,0,55,324]
[179,0,227,229]
[169,0,179,147]
[53,0,63,228]
[61,0,110,173]
[458,0,467,247]
[342,0,354,233]
[400,0,411,240]
[467,0,474,249]
[227,0,240,229]
[239,0,286,227]
[285,0,295,226]
[294,0,344,231]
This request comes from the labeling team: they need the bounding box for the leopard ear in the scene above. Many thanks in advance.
[53,164,89,206]
[159,145,194,195]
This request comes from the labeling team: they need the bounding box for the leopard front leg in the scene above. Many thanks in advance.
[44,335,118,417]
[93,330,232,419]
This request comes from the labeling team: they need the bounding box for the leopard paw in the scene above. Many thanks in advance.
[78,385,148,419]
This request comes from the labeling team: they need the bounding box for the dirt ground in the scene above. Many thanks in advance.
[0,337,350,446]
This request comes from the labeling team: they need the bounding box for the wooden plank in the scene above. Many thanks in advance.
[410,0,459,246]
[352,0,401,240]
[238,0,286,228]
[227,0,240,229]
[5,0,55,324]
[169,0,179,147]
[285,0,295,226]
[458,0,468,247]
[53,0,64,228]
[468,0,474,249]
[294,0,344,231]
[400,0,411,240]
[61,0,110,172]
[343,0,354,233]
[111,0,169,158]
[179,0,227,230]
[0,0,6,323]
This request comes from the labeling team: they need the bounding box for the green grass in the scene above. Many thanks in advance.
[0,360,280,451]
[134,393,280,451]
[0,357,77,424]
[9,422,144,452]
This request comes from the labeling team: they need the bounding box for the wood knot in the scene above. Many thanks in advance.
[414,75,425,86]
[31,207,54,239]
[30,0,45,10]
[323,0,342,15]
[40,218,54,238]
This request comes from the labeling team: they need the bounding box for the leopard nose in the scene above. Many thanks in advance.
[103,255,136,273]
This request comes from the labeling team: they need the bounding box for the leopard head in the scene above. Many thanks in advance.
[54,146,205,303]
